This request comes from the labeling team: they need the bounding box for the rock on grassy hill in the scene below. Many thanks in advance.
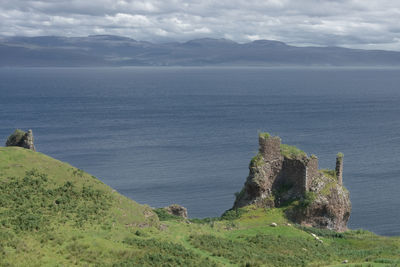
[5,129,36,151]
[233,133,351,232]
[0,134,399,266]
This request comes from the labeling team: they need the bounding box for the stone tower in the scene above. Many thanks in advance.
[258,134,282,162]
[335,153,344,185]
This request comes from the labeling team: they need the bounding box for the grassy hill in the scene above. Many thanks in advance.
[1,147,400,266]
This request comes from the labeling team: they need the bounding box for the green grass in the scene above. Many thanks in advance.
[1,147,400,266]
[250,152,264,167]
[319,169,343,196]
[258,132,271,139]
[280,143,307,159]
[258,132,307,161]
[321,169,337,179]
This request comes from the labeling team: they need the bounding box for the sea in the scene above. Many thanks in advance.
[1,66,399,236]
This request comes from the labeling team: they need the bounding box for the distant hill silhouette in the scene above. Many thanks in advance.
[1,35,400,66]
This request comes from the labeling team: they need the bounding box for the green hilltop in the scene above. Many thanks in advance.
[1,147,400,266]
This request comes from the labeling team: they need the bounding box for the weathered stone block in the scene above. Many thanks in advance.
[5,129,36,151]
[164,204,188,219]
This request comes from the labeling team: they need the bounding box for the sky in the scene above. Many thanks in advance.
[1,0,400,50]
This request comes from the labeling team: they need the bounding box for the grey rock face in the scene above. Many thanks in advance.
[233,133,351,232]
[5,129,36,151]
[286,173,351,232]
[164,204,188,219]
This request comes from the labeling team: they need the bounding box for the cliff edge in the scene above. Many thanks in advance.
[233,133,351,232]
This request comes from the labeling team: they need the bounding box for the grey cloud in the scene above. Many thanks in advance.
[1,0,400,50]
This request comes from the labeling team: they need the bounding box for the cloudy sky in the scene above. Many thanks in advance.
[1,0,400,50]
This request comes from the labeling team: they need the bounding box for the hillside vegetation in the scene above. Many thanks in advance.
[1,147,400,266]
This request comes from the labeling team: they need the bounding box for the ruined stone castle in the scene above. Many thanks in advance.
[233,133,351,231]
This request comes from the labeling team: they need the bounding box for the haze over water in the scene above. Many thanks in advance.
[1,67,399,236]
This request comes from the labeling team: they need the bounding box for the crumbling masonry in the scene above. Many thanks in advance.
[234,134,343,208]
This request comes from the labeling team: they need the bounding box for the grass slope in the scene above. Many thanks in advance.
[1,147,400,266]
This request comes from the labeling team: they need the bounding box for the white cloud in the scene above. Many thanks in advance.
[0,0,400,50]
[106,13,151,27]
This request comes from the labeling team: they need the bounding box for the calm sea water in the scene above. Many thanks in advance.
[1,67,400,236]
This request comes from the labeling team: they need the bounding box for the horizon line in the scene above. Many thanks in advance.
[2,34,398,53]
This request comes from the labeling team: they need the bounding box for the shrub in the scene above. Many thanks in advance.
[221,208,246,221]
[250,153,264,167]
[300,192,317,208]
[153,208,183,221]
[5,129,26,147]
[0,169,112,232]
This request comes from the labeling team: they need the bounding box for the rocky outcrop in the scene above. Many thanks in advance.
[233,133,351,232]
[5,129,36,151]
[286,173,351,231]
[164,204,188,219]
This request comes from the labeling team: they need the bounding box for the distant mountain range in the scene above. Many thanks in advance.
[1,35,400,67]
